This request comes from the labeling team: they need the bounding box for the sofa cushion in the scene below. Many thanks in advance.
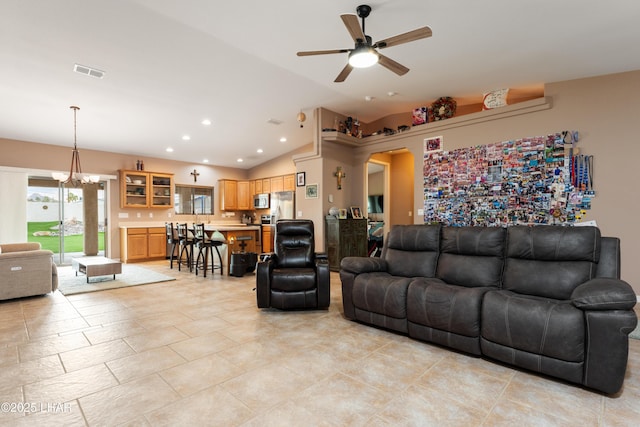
[503,226,601,299]
[436,227,506,288]
[352,272,411,319]
[407,278,494,338]
[271,268,316,292]
[383,224,440,277]
[481,290,585,363]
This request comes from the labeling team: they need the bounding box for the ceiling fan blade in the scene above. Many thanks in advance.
[297,49,349,56]
[334,64,353,83]
[340,13,366,42]
[375,26,432,49]
[378,54,409,76]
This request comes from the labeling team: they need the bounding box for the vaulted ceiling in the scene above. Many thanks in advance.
[2,1,640,169]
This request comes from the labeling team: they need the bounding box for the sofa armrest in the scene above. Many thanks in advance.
[315,252,328,261]
[571,278,637,311]
[315,255,330,308]
[340,256,388,274]
[256,258,275,308]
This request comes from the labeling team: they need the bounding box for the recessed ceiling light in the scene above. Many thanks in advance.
[280,137,287,143]
[182,135,191,141]
[203,159,209,163]
[257,148,263,154]
[237,158,243,163]
[166,147,174,152]
[201,119,211,126]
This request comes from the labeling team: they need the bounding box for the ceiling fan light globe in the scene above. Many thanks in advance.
[348,48,378,68]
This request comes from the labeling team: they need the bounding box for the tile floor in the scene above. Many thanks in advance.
[0,261,639,426]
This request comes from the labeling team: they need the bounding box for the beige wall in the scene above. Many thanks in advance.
[389,152,414,226]
[368,171,383,195]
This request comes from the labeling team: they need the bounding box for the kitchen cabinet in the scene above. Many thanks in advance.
[220,179,255,210]
[120,170,173,209]
[218,179,238,210]
[261,225,273,253]
[255,179,263,194]
[120,227,166,263]
[283,174,295,192]
[325,217,367,271]
[262,178,271,194]
[237,180,252,210]
[271,176,284,193]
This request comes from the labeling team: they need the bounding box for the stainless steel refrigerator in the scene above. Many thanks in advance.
[270,191,295,223]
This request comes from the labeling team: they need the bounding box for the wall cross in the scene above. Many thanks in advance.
[191,169,200,183]
[334,166,346,190]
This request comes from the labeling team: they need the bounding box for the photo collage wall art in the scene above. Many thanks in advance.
[423,131,594,226]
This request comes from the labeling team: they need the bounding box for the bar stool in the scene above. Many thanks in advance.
[165,222,178,269]
[176,223,195,272]
[193,223,224,277]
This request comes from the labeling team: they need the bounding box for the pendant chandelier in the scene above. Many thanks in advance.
[52,106,99,185]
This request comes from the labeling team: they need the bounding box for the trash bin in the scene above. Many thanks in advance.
[229,252,257,277]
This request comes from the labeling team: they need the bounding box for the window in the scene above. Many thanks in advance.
[174,185,214,215]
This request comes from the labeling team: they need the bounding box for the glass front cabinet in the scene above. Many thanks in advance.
[120,170,174,208]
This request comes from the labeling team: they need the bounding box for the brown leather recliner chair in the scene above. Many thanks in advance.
[256,219,330,309]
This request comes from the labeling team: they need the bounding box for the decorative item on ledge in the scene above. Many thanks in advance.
[431,96,457,121]
[412,106,428,126]
[483,88,510,110]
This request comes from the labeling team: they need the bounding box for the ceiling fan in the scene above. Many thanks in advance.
[297,4,432,82]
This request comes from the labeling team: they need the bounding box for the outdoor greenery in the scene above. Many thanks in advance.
[27,221,104,253]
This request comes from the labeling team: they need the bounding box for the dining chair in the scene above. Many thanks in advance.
[165,222,178,269]
[176,223,195,272]
[193,223,224,277]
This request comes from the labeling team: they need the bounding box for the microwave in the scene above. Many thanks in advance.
[254,193,270,209]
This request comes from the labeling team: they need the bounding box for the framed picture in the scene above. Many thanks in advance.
[350,206,363,219]
[338,208,347,219]
[305,183,318,199]
[296,171,306,187]
[424,135,443,154]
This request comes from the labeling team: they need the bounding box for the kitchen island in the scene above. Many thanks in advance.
[119,222,261,274]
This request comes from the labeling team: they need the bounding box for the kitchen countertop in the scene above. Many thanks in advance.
[119,222,260,231]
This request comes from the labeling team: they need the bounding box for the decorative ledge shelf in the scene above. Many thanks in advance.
[322,97,553,147]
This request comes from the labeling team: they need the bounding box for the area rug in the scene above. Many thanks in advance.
[56,264,175,295]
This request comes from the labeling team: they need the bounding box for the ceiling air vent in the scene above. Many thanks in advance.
[266,118,283,125]
[74,63,105,79]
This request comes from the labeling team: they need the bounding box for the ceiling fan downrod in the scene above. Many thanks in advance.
[357,4,372,40]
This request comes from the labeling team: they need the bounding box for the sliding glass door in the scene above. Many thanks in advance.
[27,177,106,265]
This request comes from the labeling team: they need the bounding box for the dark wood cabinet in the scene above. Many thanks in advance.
[325,217,367,271]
